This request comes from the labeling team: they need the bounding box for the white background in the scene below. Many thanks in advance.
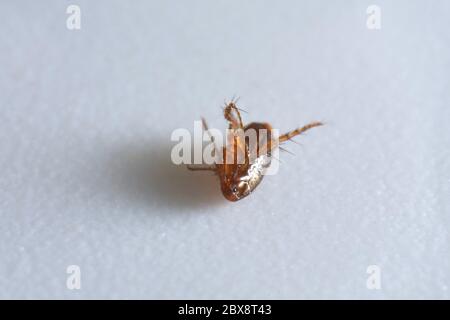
[0,0,449,299]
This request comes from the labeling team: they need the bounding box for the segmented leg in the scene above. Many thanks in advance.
[202,117,219,159]
[223,102,248,164]
[258,121,323,156]
[278,121,323,143]
[224,102,244,130]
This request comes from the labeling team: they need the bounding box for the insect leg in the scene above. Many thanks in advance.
[202,117,218,150]
[278,121,323,143]
[256,122,323,156]
[223,102,244,129]
[223,102,248,164]
[201,117,221,165]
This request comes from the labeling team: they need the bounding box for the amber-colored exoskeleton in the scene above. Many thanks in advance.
[187,101,323,201]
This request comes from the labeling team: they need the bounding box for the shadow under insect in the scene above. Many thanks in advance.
[111,139,225,210]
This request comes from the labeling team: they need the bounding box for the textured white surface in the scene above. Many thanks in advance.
[1,0,449,299]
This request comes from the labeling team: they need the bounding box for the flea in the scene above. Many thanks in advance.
[187,101,323,201]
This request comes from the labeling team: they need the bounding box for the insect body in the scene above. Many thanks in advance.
[187,101,323,202]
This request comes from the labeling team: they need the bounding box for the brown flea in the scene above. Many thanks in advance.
[187,101,323,202]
